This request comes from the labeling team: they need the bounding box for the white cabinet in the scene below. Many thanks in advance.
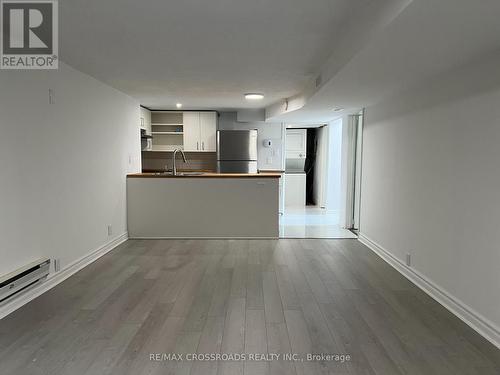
[286,129,307,158]
[278,173,284,215]
[183,111,217,152]
[140,107,151,134]
[284,173,306,208]
[183,112,201,151]
[200,112,217,151]
[140,107,152,151]
[147,111,217,152]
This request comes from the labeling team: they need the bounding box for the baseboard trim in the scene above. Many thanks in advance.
[358,233,500,349]
[0,232,128,320]
[129,236,279,240]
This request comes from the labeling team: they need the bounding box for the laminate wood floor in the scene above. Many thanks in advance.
[0,239,498,375]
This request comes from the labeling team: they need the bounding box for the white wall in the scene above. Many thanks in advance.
[360,53,500,344]
[218,112,284,171]
[326,118,343,215]
[0,62,140,277]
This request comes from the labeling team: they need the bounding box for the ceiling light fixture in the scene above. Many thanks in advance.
[176,103,182,108]
[332,107,344,112]
[244,93,264,100]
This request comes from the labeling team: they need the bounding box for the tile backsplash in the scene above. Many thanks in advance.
[141,151,217,172]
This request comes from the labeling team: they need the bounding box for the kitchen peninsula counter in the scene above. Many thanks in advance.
[127,172,280,238]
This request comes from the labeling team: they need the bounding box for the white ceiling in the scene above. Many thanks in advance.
[267,0,500,123]
[59,0,373,110]
[60,0,500,121]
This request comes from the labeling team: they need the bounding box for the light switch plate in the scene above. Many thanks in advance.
[48,88,55,104]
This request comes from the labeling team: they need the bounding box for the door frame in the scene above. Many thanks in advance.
[344,111,364,230]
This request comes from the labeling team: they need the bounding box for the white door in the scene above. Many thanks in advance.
[199,112,217,151]
[286,129,306,158]
[183,112,200,151]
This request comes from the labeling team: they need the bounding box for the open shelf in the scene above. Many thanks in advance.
[151,112,184,151]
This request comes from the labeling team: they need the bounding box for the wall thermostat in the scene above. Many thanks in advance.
[263,139,273,148]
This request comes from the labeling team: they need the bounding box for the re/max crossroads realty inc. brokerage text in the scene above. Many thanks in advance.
[149,352,352,363]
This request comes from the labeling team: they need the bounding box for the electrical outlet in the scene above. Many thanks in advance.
[406,253,411,267]
[107,225,113,236]
[266,157,273,164]
[53,259,61,272]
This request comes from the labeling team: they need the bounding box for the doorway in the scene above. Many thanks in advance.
[279,123,357,239]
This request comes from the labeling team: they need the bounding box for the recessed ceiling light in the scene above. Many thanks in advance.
[176,103,182,108]
[244,93,264,100]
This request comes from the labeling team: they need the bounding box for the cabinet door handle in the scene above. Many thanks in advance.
[202,142,205,150]
[197,142,199,150]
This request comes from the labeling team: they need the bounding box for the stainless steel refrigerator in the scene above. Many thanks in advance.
[217,130,258,173]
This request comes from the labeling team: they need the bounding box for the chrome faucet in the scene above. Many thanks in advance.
[172,148,187,176]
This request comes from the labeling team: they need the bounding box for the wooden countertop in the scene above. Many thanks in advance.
[127,172,282,178]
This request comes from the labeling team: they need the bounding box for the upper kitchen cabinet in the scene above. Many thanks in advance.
[140,107,151,134]
[148,111,217,152]
[183,111,217,152]
[199,112,217,152]
[183,112,200,151]
[286,129,307,158]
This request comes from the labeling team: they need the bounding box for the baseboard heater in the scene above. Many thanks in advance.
[0,258,50,303]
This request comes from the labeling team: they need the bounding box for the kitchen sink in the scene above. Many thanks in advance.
[178,172,204,176]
